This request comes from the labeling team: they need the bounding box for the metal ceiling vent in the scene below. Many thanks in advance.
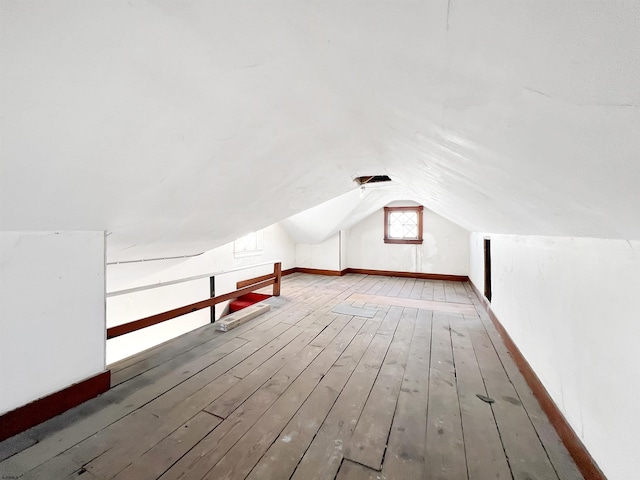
[354,175,392,186]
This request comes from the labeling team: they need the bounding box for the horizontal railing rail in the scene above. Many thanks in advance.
[106,262,281,339]
[236,272,277,289]
[107,261,275,298]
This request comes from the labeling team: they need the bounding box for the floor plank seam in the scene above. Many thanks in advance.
[129,409,214,470]
[345,456,384,474]
[112,325,255,389]
[333,457,347,480]
[82,446,116,468]
[375,307,420,475]
[463,306,517,480]
[109,294,302,381]
[16,394,170,477]
[423,307,434,478]
[110,332,242,386]
[286,316,386,480]
[256,380,339,480]
[342,312,403,466]
[189,348,327,475]
[234,315,368,478]
[151,420,220,480]
[449,315,471,480]
[130,335,250,413]
[201,411,226,422]
[477,314,564,480]
[246,342,354,480]
[464,279,567,480]
[204,318,344,420]
[375,370,404,475]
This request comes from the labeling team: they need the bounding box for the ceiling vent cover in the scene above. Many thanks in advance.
[354,175,392,186]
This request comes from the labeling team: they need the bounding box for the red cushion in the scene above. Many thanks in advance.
[241,293,271,302]
[229,293,271,312]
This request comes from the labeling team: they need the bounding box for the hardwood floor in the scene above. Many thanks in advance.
[0,273,584,480]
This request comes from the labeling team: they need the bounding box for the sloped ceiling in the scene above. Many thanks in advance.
[281,186,422,244]
[1,1,639,261]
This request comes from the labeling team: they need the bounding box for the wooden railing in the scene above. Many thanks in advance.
[106,262,281,339]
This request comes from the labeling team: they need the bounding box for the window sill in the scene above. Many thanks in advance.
[233,250,264,258]
[384,239,423,245]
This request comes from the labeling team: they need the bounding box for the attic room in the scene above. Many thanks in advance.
[0,1,638,479]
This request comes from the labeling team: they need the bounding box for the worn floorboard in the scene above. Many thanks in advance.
[0,274,583,480]
[345,307,416,470]
[378,308,431,479]
[347,292,477,315]
[424,311,468,480]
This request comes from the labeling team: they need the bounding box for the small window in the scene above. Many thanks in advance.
[234,231,263,257]
[384,206,423,244]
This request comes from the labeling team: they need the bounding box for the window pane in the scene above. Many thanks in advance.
[234,231,264,257]
[388,209,418,239]
[389,225,403,238]
[403,212,417,224]
[235,232,257,252]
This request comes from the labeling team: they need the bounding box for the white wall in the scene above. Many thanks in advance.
[106,222,296,363]
[339,230,348,270]
[346,205,469,275]
[0,231,106,415]
[295,234,341,271]
[469,233,640,480]
[106,282,211,365]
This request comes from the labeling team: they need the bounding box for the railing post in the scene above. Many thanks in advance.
[273,262,282,297]
[209,276,216,323]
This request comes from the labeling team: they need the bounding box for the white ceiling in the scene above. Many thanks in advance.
[2,1,639,261]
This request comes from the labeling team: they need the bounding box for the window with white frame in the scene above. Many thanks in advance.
[233,230,264,257]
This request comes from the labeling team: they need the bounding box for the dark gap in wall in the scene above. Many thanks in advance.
[484,238,492,302]
[354,175,392,185]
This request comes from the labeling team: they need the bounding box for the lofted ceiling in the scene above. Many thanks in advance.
[1,1,639,262]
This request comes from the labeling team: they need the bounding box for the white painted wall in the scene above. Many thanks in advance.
[295,234,341,271]
[469,233,640,480]
[347,205,469,275]
[339,230,348,271]
[106,282,210,365]
[106,223,296,363]
[0,231,106,415]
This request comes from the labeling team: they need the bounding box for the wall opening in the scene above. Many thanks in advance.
[484,237,492,302]
[354,175,392,185]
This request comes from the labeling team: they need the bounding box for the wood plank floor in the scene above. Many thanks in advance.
[0,273,584,480]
